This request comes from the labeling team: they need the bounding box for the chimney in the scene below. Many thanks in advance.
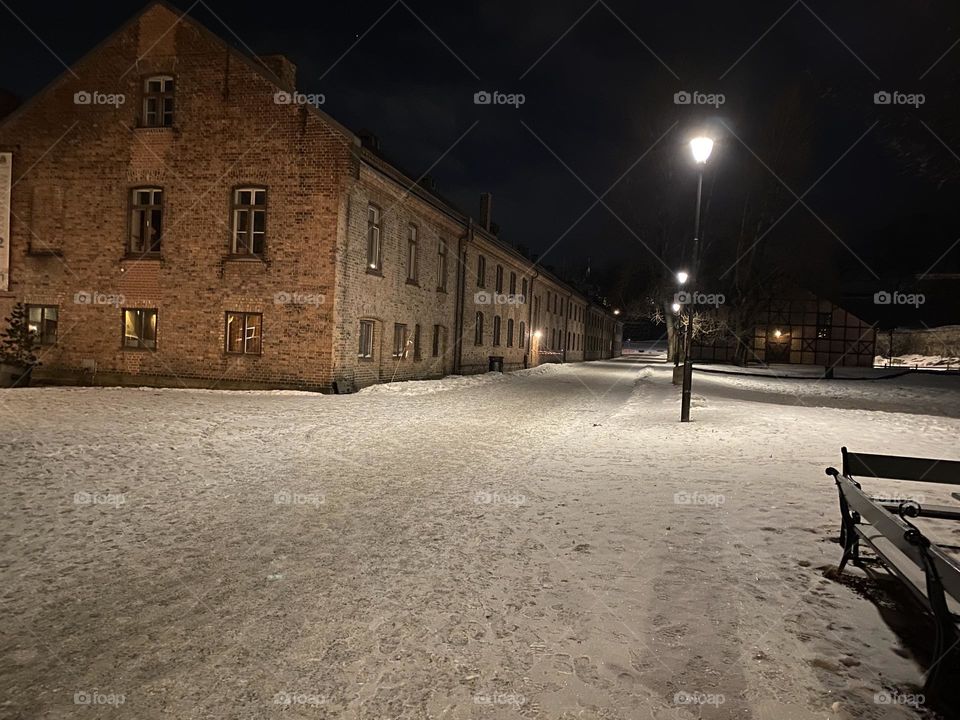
[418,175,438,193]
[258,54,297,90]
[358,129,381,152]
[480,192,493,231]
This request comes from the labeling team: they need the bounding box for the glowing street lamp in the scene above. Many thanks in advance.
[680,135,714,423]
[676,271,689,285]
[671,302,681,313]
[612,309,621,316]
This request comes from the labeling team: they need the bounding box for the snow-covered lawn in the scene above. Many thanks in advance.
[2,360,959,719]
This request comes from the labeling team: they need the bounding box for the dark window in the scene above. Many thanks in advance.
[432,324,444,357]
[816,312,832,339]
[231,188,266,255]
[493,315,501,346]
[519,321,525,348]
[123,308,157,350]
[413,323,422,360]
[521,278,527,300]
[27,305,58,345]
[393,323,408,358]
[495,265,503,293]
[509,272,516,295]
[225,312,262,355]
[477,255,486,287]
[407,224,418,283]
[506,318,514,347]
[358,320,374,359]
[474,312,484,345]
[129,188,162,254]
[142,75,174,127]
[437,240,447,291]
[367,205,382,271]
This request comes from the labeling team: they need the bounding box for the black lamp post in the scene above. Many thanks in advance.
[680,136,713,423]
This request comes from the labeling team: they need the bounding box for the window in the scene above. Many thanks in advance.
[477,255,486,287]
[358,320,374,359]
[519,321,525,348]
[225,312,261,355]
[27,305,58,345]
[432,324,445,357]
[546,292,551,313]
[123,308,157,350]
[495,265,503,293]
[437,240,447,291]
[413,323,422,360]
[393,323,408,358]
[367,204,382,271]
[129,188,162,254]
[816,312,832,339]
[521,278,527,300]
[474,312,484,345]
[506,318,514,347]
[493,315,501,346]
[509,272,516,295]
[231,188,266,255]
[406,224,419,283]
[142,75,174,127]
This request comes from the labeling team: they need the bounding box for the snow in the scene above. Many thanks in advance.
[875,354,960,370]
[1,359,959,719]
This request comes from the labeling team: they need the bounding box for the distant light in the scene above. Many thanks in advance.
[690,136,714,164]
[533,330,543,339]
[676,271,689,284]
[369,262,377,269]
[613,309,621,316]
[773,329,782,338]
[671,302,681,313]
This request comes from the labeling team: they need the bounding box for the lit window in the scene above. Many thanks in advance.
[407,224,419,283]
[225,312,261,355]
[123,308,157,349]
[367,205,382,271]
[27,305,58,345]
[436,240,447,291]
[358,320,374,359]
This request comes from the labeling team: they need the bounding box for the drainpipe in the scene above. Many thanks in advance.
[453,221,471,375]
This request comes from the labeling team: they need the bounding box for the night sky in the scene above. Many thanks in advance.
[2,1,959,304]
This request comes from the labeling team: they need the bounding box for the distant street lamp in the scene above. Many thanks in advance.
[676,271,689,285]
[613,309,621,316]
[680,136,713,423]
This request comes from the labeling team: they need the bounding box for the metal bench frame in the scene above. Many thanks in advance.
[827,447,960,693]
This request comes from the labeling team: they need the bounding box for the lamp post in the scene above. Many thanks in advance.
[680,136,713,423]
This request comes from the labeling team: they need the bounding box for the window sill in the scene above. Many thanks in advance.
[358,356,374,362]
[121,346,157,352]
[405,279,419,287]
[436,287,448,294]
[122,254,162,262]
[27,248,63,257]
[224,352,263,358]
[366,267,383,277]
[223,255,267,263]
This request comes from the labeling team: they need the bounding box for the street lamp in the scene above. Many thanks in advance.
[676,271,689,285]
[680,135,713,423]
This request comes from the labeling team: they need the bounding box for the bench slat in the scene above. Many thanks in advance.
[843,448,960,485]
[837,475,960,601]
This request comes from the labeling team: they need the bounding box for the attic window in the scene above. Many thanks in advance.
[142,75,174,127]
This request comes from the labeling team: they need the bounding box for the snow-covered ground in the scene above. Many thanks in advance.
[875,354,960,371]
[2,360,959,719]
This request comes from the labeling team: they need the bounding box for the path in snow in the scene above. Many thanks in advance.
[1,361,958,719]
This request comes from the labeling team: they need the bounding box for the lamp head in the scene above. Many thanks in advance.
[690,136,714,164]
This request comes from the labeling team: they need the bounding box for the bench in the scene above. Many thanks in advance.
[826,447,960,693]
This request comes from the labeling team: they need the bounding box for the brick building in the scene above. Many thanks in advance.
[0,1,622,391]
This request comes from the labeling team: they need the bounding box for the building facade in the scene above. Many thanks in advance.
[0,2,622,392]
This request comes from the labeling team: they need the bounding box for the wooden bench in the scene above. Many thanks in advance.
[826,447,960,693]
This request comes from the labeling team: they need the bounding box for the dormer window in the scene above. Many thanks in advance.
[142,76,174,127]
